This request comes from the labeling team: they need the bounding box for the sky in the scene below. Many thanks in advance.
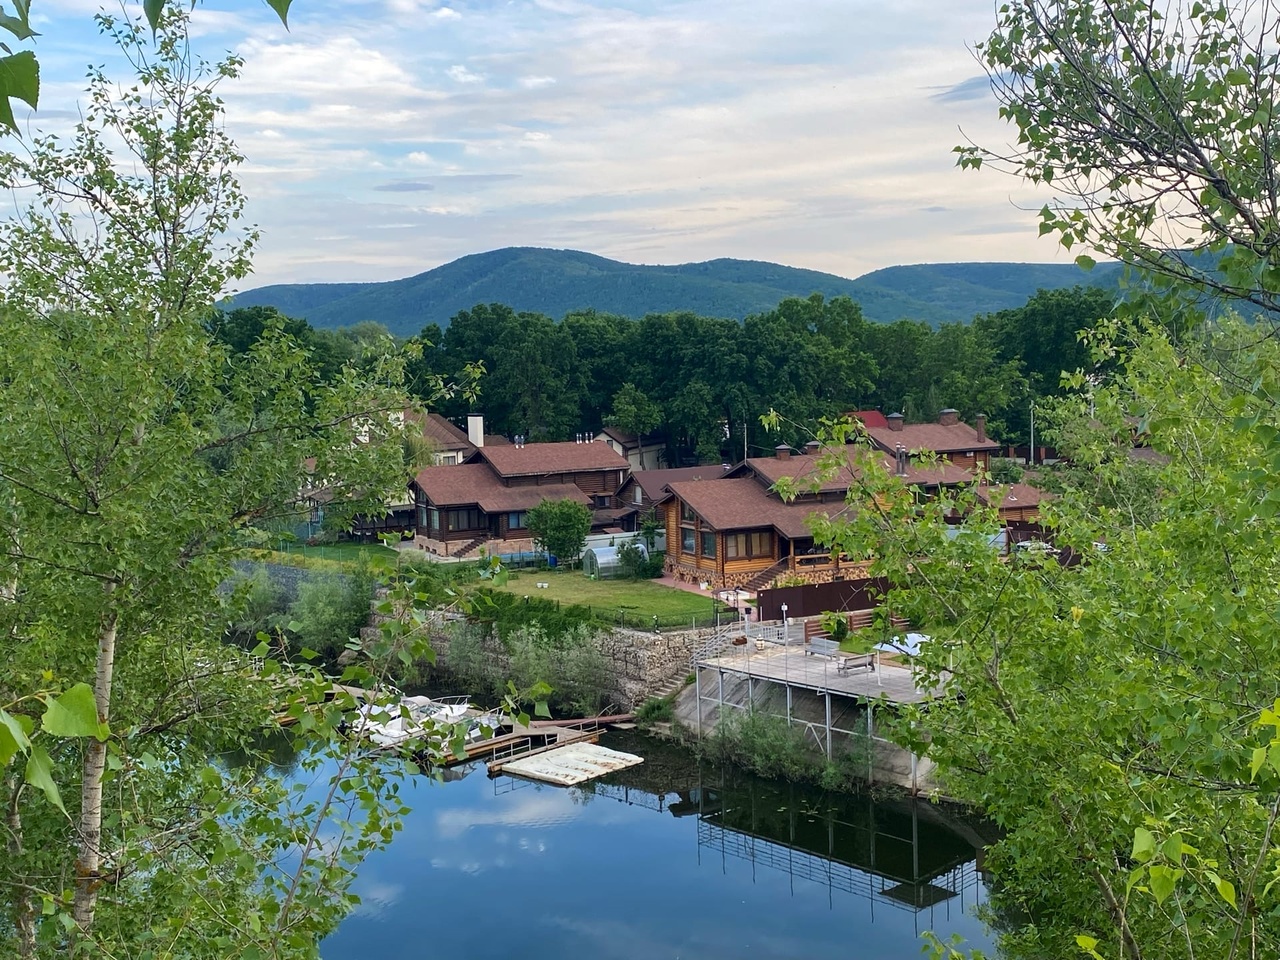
[23,0,1062,289]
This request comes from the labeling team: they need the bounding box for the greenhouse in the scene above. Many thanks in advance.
[582,542,647,580]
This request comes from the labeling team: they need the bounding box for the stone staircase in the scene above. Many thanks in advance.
[449,536,489,559]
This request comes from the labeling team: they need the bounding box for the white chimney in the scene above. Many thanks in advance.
[467,414,484,448]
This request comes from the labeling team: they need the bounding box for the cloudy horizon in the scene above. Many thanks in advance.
[26,0,1064,289]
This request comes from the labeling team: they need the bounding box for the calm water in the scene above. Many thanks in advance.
[321,733,995,960]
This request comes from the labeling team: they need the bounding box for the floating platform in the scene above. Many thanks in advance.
[495,742,644,786]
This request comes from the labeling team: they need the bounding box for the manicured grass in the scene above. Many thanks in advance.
[491,570,722,619]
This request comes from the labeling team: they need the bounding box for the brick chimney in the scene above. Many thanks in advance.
[804,440,821,455]
[975,414,987,442]
[887,412,905,432]
[938,408,959,426]
[775,444,791,460]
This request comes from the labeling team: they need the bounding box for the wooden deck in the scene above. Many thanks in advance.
[699,643,939,704]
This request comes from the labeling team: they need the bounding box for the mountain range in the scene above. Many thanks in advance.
[230,247,1122,337]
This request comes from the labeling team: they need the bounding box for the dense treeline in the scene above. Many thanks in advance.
[212,285,1115,462]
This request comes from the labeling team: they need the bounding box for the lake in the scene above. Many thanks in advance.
[319,732,995,959]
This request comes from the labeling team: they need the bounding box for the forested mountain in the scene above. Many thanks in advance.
[231,247,1119,336]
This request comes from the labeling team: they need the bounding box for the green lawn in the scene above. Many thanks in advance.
[491,570,723,619]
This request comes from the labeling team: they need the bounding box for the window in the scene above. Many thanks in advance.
[681,527,696,553]
[725,530,773,559]
[681,502,695,522]
[595,495,611,509]
[446,508,482,531]
[634,486,644,505]
[507,511,526,530]
[428,507,440,531]
[700,530,717,558]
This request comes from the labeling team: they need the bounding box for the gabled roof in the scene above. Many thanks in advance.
[412,464,589,512]
[666,477,846,538]
[849,410,889,429]
[469,440,630,477]
[975,483,1051,511]
[408,411,474,453]
[597,425,663,448]
[728,452,974,494]
[624,465,729,502]
[865,420,1001,455]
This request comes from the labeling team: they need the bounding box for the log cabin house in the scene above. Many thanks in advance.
[410,439,631,553]
[861,409,1002,472]
[655,445,974,591]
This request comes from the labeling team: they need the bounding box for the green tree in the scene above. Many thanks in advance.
[526,499,592,567]
[0,13,429,957]
[959,0,1280,324]
[606,382,662,438]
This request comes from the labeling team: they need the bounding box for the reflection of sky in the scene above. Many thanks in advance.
[320,765,994,960]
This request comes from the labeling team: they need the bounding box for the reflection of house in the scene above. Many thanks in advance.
[595,426,666,471]
[862,410,1001,472]
[656,445,972,591]
[411,440,631,554]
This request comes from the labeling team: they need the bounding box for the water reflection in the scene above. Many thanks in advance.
[322,733,995,960]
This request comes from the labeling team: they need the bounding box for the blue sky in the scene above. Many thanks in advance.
[22,0,1062,289]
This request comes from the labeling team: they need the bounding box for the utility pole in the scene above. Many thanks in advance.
[1029,402,1035,467]
[743,420,748,464]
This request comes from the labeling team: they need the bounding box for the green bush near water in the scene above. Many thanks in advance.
[703,709,871,792]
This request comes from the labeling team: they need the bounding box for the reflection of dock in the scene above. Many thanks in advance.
[694,776,984,929]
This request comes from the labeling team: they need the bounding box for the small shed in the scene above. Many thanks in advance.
[582,542,647,580]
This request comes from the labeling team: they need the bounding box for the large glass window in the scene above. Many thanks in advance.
[681,527,696,553]
[700,530,717,558]
[446,508,482,531]
[508,511,526,530]
[681,502,695,522]
[725,530,773,559]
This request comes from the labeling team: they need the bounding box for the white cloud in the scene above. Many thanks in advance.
[431,6,462,20]
[518,75,557,89]
[446,64,484,84]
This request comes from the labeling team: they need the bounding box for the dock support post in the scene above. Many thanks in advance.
[786,683,793,726]
[824,692,833,759]
[695,668,702,738]
[717,668,724,721]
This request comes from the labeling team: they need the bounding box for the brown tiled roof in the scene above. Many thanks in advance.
[409,411,475,454]
[866,420,1001,455]
[665,478,847,538]
[627,465,729,502]
[471,440,630,477]
[412,464,588,512]
[975,483,1051,510]
[732,452,974,493]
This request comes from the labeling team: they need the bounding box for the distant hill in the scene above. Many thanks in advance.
[230,247,1121,336]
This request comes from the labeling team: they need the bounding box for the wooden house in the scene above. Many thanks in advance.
[411,439,631,552]
[654,445,973,591]
[862,410,1002,472]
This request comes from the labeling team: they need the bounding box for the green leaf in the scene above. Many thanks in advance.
[265,0,292,26]
[1075,934,1105,959]
[0,12,37,41]
[0,708,31,767]
[0,49,37,132]
[534,700,551,719]
[143,0,164,30]
[1131,826,1156,862]
[42,683,109,741]
[1205,870,1236,908]
[1075,254,1096,271]
[1251,745,1267,781]
[24,745,65,814]
[1160,833,1184,863]
[1148,864,1177,904]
